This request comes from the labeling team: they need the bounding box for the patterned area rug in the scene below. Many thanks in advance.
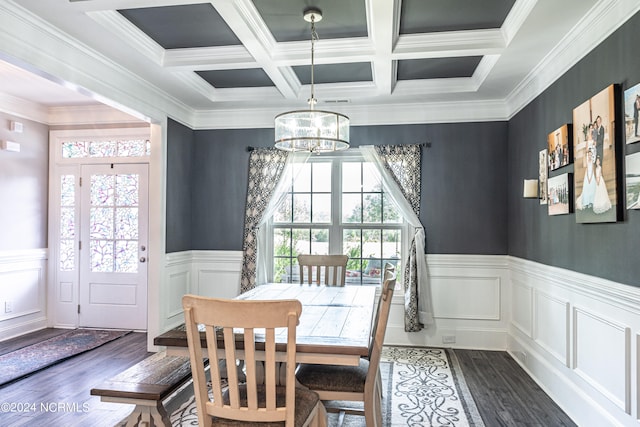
[167,347,485,427]
[0,329,130,387]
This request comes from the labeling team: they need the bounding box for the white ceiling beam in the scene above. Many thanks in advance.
[368,0,398,96]
[163,46,257,70]
[271,38,374,66]
[210,0,300,99]
[501,0,538,44]
[393,29,505,60]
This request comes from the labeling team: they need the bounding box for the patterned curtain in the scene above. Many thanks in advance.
[239,148,289,293]
[362,144,433,332]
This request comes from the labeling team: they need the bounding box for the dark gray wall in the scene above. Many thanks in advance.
[508,10,640,286]
[165,119,194,253]
[179,122,508,254]
[0,112,49,251]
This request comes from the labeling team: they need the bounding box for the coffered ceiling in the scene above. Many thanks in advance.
[1,0,637,127]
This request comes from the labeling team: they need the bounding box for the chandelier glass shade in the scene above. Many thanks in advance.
[274,8,350,153]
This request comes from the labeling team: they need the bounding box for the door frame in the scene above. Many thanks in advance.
[47,127,154,330]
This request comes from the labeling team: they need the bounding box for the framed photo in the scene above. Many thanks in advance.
[547,124,571,170]
[624,82,640,144]
[548,173,571,215]
[539,149,548,205]
[625,152,640,209]
[572,84,619,223]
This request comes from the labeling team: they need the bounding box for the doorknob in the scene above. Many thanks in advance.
[139,257,146,263]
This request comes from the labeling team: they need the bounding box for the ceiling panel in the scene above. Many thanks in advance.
[196,69,275,89]
[119,4,241,49]
[399,0,516,34]
[293,62,373,85]
[397,57,483,80]
[252,0,368,42]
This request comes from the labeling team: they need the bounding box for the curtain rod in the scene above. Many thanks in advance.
[248,142,430,152]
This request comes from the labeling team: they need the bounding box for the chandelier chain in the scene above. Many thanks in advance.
[309,15,319,108]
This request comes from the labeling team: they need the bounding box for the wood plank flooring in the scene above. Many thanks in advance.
[0,329,576,426]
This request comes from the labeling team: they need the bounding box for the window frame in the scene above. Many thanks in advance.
[264,150,408,284]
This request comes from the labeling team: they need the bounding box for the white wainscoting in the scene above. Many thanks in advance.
[162,250,242,331]
[0,249,48,341]
[385,254,510,349]
[508,257,640,427]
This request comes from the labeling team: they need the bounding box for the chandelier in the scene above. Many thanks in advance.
[274,8,350,153]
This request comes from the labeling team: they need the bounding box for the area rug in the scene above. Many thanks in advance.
[0,329,131,387]
[166,347,485,427]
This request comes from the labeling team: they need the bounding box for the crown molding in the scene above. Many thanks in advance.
[0,92,48,123]
[48,104,144,126]
[501,0,538,44]
[506,0,640,119]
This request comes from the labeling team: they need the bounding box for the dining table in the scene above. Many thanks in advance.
[154,283,377,367]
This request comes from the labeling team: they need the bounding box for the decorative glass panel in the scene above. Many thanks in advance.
[60,207,75,239]
[61,141,87,158]
[91,175,115,206]
[91,240,114,272]
[115,241,138,273]
[90,207,114,239]
[60,175,75,206]
[88,140,117,157]
[116,174,139,206]
[115,208,138,240]
[59,239,75,271]
[118,139,149,157]
[60,138,150,158]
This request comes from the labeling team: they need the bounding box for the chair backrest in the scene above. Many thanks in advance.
[297,254,349,286]
[182,295,302,427]
[365,263,396,393]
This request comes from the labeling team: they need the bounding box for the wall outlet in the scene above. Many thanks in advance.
[442,335,456,344]
[4,300,13,313]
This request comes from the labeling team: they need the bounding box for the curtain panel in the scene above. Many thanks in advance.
[361,144,434,331]
[239,148,289,293]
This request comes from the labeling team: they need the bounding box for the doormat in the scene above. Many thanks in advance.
[0,328,131,387]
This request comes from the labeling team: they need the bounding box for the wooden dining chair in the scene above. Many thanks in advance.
[295,264,397,427]
[297,254,349,286]
[182,295,327,427]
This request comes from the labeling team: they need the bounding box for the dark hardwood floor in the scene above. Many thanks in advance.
[0,329,576,426]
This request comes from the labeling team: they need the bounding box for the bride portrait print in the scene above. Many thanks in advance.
[572,84,619,223]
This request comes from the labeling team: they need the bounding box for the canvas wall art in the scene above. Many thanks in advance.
[548,173,571,215]
[625,152,640,209]
[624,82,640,144]
[547,124,571,170]
[539,149,548,205]
[572,84,618,223]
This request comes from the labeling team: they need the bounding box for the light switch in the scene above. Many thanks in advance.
[0,140,20,152]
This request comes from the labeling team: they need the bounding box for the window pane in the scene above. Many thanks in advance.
[383,229,401,258]
[362,165,379,192]
[274,194,292,223]
[89,140,117,157]
[90,207,114,239]
[292,194,311,223]
[342,194,361,223]
[312,194,331,223]
[292,228,310,255]
[342,162,361,192]
[273,228,292,257]
[60,207,75,239]
[293,163,311,192]
[61,141,87,158]
[116,174,139,206]
[362,193,382,223]
[91,175,115,206]
[312,162,331,192]
[311,228,329,254]
[115,207,138,239]
[60,175,75,206]
[60,239,75,271]
[91,240,114,272]
[383,193,402,223]
[362,229,382,258]
[115,241,138,273]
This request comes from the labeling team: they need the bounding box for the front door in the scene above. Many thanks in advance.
[78,163,148,329]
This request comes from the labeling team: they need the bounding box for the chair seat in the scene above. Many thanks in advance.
[211,385,322,427]
[296,359,369,394]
